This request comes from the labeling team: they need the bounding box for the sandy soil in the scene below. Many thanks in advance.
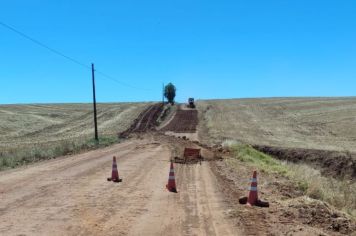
[0,137,239,236]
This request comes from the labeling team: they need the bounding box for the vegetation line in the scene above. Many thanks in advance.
[0,136,120,171]
[228,144,356,217]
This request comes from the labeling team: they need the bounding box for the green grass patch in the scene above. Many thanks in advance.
[0,135,120,171]
[229,144,356,217]
[231,144,289,175]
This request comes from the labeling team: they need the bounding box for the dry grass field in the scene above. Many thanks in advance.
[197,97,356,153]
[197,98,356,217]
[0,103,150,169]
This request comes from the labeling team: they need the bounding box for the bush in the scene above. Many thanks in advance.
[164,83,176,105]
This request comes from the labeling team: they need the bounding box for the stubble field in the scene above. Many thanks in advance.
[0,103,150,169]
[197,97,356,152]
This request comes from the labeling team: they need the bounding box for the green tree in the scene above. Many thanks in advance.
[164,83,176,105]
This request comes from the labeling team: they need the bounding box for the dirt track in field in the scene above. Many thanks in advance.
[161,106,198,133]
[132,103,163,132]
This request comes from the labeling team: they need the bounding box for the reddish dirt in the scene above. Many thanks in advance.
[119,103,163,137]
[210,157,356,236]
[161,107,198,133]
[254,145,356,180]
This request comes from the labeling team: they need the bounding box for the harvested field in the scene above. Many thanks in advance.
[197,97,356,153]
[0,103,150,147]
[0,103,150,169]
[197,97,356,179]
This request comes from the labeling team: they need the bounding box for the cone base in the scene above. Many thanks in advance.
[242,198,269,208]
[113,178,123,183]
[166,185,177,193]
[256,199,269,207]
[107,178,123,183]
[239,196,248,204]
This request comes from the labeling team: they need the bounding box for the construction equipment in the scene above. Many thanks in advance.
[187,98,195,108]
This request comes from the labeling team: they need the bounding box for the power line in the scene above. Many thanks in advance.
[0,21,91,70]
[0,20,152,91]
[95,70,153,91]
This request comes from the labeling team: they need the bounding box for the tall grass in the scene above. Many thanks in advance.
[287,163,356,217]
[0,136,119,171]
[230,144,356,217]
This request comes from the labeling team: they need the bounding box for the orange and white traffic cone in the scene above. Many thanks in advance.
[247,171,258,206]
[107,156,122,183]
[238,171,269,207]
[166,161,177,193]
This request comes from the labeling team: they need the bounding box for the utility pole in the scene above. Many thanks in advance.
[92,63,99,142]
[162,83,165,106]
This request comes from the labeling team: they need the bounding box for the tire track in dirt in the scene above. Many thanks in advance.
[161,106,198,133]
[176,163,239,236]
[133,103,163,132]
[0,140,147,236]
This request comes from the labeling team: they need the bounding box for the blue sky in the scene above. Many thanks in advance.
[1,0,355,104]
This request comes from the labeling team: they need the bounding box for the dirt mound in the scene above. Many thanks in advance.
[287,197,356,235]
[161,108,198,133]
[254,145,356,180]
[210,155,356,235]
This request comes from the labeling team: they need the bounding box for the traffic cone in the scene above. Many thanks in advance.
[166,161,177,193]
[247,171,258,206]
[239,171,269,207]
[107,156,122,182]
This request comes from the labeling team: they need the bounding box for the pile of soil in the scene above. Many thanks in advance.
[211,156,356,235]
[286,197,356,235]
[254,145,356,180]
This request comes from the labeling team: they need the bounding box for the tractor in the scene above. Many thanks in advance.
[187,98,195,108]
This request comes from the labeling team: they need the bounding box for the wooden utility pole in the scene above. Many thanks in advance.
[162,83,165,106]
[92,63,99,142]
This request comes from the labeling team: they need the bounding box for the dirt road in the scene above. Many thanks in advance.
[2,103,354,236]
[0,138,239,236]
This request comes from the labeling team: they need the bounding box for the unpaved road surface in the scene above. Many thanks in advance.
[0,138,239,236]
